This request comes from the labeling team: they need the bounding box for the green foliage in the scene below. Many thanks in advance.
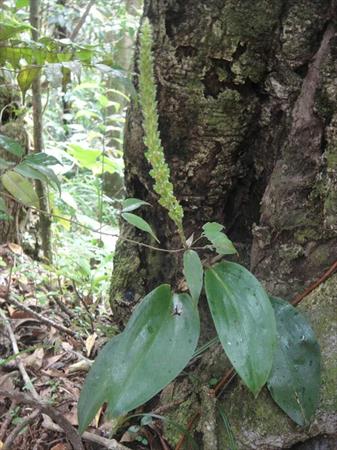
[205,262,276,396]
[122,212,159,243]
[122,197,150,212]
[183,250,203,303]
[0,13,30,40]
[17,66,41,101]
[0,134,61,206]
[78,285,200,431]
[1,171,39,207]
[0,4,132,102]
[79,18,321,435]
[218,406,237,450]
[267,297,321,426]
[0,134,25,157]
[15,153,61,192]
[68,143,120,175]
[0,0,135,328]
[202,222,237,256]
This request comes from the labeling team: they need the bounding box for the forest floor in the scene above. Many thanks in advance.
[0,244,171,450]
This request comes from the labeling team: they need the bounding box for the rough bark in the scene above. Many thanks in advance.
[110,0,337,448]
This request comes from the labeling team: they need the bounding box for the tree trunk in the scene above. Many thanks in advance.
[110,1,337,448]
[30,0,53,263]
[0,81,29,244]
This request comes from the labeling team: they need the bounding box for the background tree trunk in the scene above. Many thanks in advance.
[110,1,337,448]
[0,80,29,244]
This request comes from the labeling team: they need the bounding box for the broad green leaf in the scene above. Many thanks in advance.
[16,153,61,192]
[0,197,8,213]
[0,157,14,170]
[0,134,25,157]
[0,46,31,69]
[14,163,48,183]
[27,164,60,192]
[183,250,203,303]
[1,171,39,207]
[202,222,237,256]
[16,0,30,8]
[17,66,41,101]
[267,297,321,426]
[122,212,159,243]
[68,144,101,169]
[205,261,276,395]
[68,144,119,175]
[78,286,200,432]
[122,198,151,213]
[0,21,30,40]
[14,162,60,192]
[23,152,60,166]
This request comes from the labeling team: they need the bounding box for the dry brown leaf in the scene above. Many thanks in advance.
[67,359,92,374]
[7,306,16,317]
[23,347,44,369]
[43,353,65,369]
[85,333,97,357]
[9,309,35,319]
[41,368,65,378]
[50,443,70,450]
[94,405,103,428]
[64,405,78,426]
[120,431,135,443]
[12,318,40,329]
[0,371,18,391]
[61,342,73,352]
[7,243,23,255]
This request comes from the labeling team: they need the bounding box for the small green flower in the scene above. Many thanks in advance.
[139,19,185,243]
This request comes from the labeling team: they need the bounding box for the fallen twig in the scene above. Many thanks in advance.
[5,263,14,300]
[42,415,131,450]
[2,409,40,450]
[213,368,236,397]
[6,293,82,341]
[0,400,17,442]
[0,389,84,450]
[55,276,76,319]
[174,412,200,450]
[0,308,39,400]
[292,259,337,306]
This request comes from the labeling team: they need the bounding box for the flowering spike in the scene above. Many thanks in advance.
[138,19,185,243]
